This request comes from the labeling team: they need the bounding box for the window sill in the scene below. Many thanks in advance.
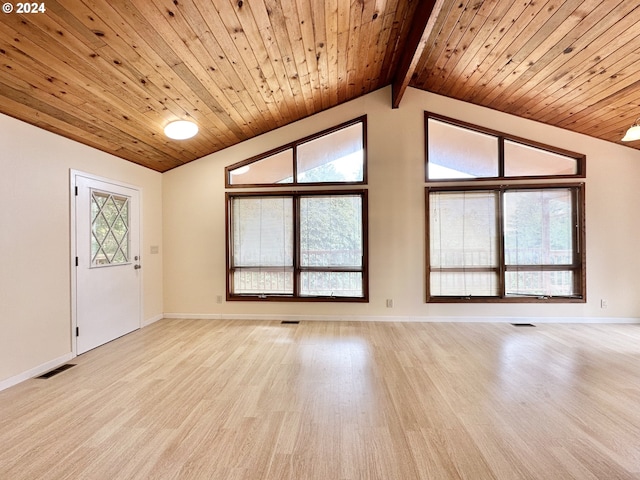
[427,295,585,304]
[227,294,369,303]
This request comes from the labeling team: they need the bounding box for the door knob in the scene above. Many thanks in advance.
[134,264,142,270]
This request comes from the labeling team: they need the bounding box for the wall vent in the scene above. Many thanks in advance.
[36,364,76,379]
[281,320,300,325]
[511,323,536,327]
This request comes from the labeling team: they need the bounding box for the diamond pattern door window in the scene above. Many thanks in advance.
[91,190,130,266]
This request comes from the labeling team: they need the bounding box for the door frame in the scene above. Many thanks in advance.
[70,169,143,355]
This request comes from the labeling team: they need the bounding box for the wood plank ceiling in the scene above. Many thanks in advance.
[1,0,639,173]
[411,0,640,147]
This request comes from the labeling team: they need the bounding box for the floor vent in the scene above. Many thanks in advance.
[511,323,536,327]
[281,320,300,325]
[36,364,76,379]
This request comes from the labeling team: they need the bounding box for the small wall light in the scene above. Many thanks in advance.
[164,120,198,140]
[622,118,640,142]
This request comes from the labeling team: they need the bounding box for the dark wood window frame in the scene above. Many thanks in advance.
[225,117,370,302]
[226,189,369,302]
[426,183,586,303]
[225,116,368,188]
[425,112,586,182]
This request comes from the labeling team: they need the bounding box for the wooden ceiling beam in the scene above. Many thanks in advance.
[391,0,445,109]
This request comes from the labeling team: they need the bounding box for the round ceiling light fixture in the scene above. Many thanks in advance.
[164,120,199,140]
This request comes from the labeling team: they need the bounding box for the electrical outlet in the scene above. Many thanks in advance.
[386,299,394,308]
[216,295,223,304]
[600,299,608,309]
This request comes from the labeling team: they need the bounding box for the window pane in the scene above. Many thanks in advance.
[232,197,293,268]
[506,270,575,297]
[231,196,294,295]
[300,195,363,267]
[504,189,573,266]
[229,149,294,185]
[427,119,499,179]
[297,123,364,183]
[430,191,498,268]
[300,272,363,297]
[504,140,578,177]
[91,191,129,267]
[430,272,499,296]
[429,191,499,297]
[233,269,293,295]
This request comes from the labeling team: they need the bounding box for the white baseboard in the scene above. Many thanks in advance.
[0,352,75,392]
[143,314,164,327]
[162,313,640,324]
[164,313,223,320]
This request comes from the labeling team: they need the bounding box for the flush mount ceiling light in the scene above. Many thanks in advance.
[622,118,640,142]
[164,120,198,140]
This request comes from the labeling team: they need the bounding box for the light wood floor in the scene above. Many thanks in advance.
[1,319,640,479]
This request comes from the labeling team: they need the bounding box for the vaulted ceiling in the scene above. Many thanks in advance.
[1,0,639,172]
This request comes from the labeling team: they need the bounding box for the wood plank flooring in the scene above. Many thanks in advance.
[1,319,640,479]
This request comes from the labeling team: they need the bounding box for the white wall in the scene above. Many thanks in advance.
[0,113,163,387]
[163,86,640,322]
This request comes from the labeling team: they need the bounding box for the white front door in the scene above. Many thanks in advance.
[73,172,142,354]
